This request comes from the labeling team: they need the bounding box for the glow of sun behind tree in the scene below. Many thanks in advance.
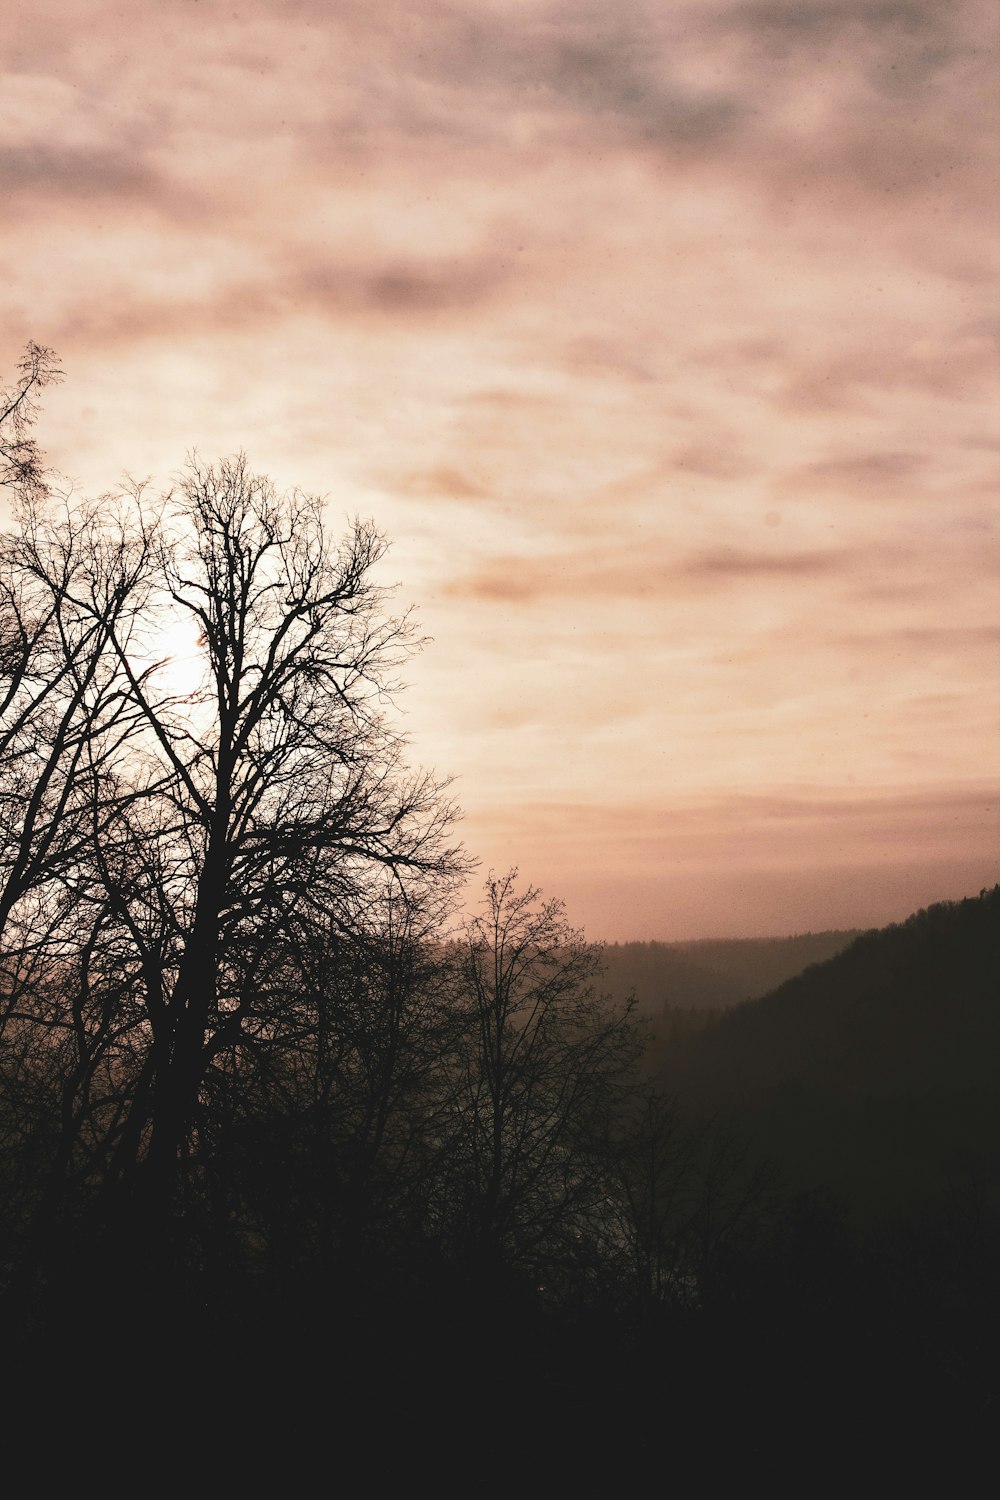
[133,607,208,707]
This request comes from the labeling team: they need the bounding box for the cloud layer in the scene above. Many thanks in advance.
[2,0,997,935]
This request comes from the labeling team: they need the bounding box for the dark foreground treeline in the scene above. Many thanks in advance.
[2,884,996,1479]
[1,351,995,1478]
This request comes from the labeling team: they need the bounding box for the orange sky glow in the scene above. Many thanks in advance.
[2,0,998,938]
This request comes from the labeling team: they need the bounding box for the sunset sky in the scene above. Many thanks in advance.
[2,0,998,939]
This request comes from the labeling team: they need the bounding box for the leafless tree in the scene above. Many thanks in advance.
[199,873,465,1289]
[90,457,467,1229]
[0,368,467,1273]
[438,870,641,1288]
[0,343,61,498]
[0,495,154,960]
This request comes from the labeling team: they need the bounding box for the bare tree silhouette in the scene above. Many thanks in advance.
[0,397,468,1279]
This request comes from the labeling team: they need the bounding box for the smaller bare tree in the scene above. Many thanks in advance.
[440,870,641,1291]
[1,343,61,498]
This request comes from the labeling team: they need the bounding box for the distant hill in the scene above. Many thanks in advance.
[599,929,862,1016]
[657,886,1000,1222]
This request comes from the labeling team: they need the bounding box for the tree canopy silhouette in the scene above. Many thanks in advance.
[1,365,467,1268]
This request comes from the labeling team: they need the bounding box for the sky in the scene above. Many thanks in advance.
[2,0,998,939]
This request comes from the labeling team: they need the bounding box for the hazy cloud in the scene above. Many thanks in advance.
[396,466,494,501]
[0,144,159,200]
[683,546,854,579]
[462,780,1000,937]
[293,253,513,317]
[444,543,859,603]
[780,451,927,498]
[3,0,996,935]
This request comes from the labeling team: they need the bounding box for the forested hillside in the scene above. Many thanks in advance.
[658,887,1000,1220]
[599,929,861,1015]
